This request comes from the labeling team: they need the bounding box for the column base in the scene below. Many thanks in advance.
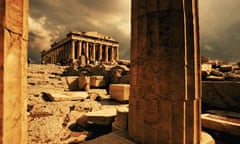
[201,131,215,144]
[83,130,215,144]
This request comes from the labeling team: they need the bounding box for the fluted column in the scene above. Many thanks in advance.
[92,43,96,63]
[85,42,89,64]
[53,50,56,64]
[111,46,115,62]
[78,41,82,58]
[129,0,201,144]
[0,0,28,143]
[99,44,103,61]
[115,46,119,61]
[105,45,109,63]
[71,40,75,60]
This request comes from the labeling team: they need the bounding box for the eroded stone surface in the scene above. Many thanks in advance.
[202,81,240,112]
[27,64,130,143]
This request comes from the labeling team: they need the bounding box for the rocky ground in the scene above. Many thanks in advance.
[27,64,128,144]
[28,59,240,144]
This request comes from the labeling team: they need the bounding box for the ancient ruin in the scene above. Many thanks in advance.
[1,0,240,144]
[41,31,120,65]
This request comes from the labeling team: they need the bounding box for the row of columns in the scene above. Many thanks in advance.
[43,40,119,64]
[70,40,119,64]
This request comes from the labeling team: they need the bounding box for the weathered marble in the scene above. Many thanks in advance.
[129,0,201,143]
[0,0,28,143]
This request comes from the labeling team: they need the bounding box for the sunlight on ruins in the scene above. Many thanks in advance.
[0,0,239,144]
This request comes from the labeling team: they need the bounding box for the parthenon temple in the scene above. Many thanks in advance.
[41,31,120,65]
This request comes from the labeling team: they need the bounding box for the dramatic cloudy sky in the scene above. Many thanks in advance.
[29,0,240,63]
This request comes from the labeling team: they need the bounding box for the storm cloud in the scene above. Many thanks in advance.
[29,0,240,63]
[29,0,130,63]
[200,0,240,62]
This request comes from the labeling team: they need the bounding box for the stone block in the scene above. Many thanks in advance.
[88,89,109,100]
[86,108,117,125]
[201,63,212,73]
[65,76,79,91]
[78,76,90,91]
[90,76,105,88]
[42,91,88,101]
[109,84,130,102]
[220,65,233,72]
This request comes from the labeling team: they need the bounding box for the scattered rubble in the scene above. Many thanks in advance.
[27,63,130,144]
[201,58,240,81]
[28,56,240,143]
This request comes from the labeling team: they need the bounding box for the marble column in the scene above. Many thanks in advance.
[129,0,201,144]
[111,46,115,62]
[105,45,109,63]
[53,50,56,64]
[71,40,75,60]
[85,42,89,64]
[99,44,103,61]
[0,0,28,143]
[78,41,82,58]
[92,43,96,63]
[115,46,119,61]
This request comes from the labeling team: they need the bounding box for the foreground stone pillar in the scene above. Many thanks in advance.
[0,0,28,143]
[129,0,201,144]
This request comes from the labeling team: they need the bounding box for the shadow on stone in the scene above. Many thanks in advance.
[68,123,112,141]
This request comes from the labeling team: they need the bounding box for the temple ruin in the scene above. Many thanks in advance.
[0,0,221,144]
[41,31,120,65]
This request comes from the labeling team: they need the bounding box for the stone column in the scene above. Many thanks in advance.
[85,42,89,64]
[129,0,201,144]
[54,51,56,63]
[99,44,103,61]
[71,40,75,60]
[78,41,82,57]
[0,0,28,143]
[114,46,119,61]
[92,43,96,63]
[105,45,109,63]
[110,46,115,62]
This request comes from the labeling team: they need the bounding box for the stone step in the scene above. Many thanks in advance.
[201,113,240,136]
